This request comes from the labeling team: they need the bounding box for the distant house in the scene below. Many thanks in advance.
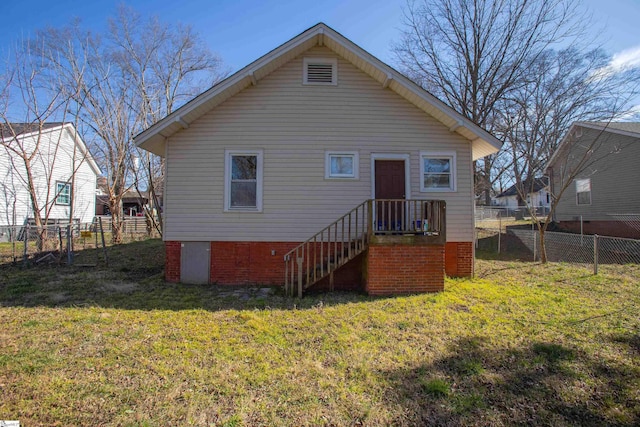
[547,121,640,238]
[493,178,551,212]
[0,123,100,233]
[95,177,162,217]
[134,23,502,294]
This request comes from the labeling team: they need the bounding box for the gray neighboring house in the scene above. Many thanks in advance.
[546,121,640,238]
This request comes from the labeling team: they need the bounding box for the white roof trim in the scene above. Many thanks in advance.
[573,121,640,139]
[546,121,640,170]
[134,23,502,159]
[2,122,102,176]
[62,124,102,176]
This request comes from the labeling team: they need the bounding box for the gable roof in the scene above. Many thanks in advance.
[0,122,64,138]
[1,122,102,176]
[496,178,548,198]
[547,121,640,169]
[134,23,502,160]
[576,121,640,138]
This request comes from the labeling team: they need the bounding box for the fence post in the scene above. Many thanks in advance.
[11,225,17,263]
[67,225,73,265]
[533,229,537,262]
[593,234,599,275]
[23,224,29,266]
[95,219,99,265]
[498,215,502,253]
[58,227,63,256]
[99,217,109,267]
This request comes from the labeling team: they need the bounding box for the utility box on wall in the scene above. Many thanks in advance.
[180,242,210,284]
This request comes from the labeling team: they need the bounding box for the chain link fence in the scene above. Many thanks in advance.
[476,206,550,221]
[475,207,523,253]
[502,229,640,272]
[475,206,640,271]
[0,216,159,266]
[0,223,81,265]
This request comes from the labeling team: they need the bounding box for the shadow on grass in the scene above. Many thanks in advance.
[383,336,639,426]
[0,238,373,311]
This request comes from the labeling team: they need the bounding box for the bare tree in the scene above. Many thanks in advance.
[499,47,639,261]
[540,122,638,262]
[34,6,225,242]
[0,39,92,251]
[394,0,582,204]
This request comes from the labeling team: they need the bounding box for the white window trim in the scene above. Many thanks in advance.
[303,57,337,85]
[370,153,411,199]
[325,151,359,179]
[224,149,264,212]
[55,181,71,206]
[420,151,457,192]
[575,178,592,206]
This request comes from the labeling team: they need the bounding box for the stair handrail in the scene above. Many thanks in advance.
[284,199,372,297]
[283,199,446,297]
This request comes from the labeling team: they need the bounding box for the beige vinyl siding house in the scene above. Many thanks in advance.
[0,123,100,229]
[136,23,502,291]
[164,46,475,243]
[547,122,640,238]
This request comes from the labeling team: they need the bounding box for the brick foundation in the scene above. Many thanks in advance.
[210,241,299,285]
[557,221,640,239]
[164,239,468,289]
[445,241,473,277]
[365,240,445,295]
[165,241,181,283]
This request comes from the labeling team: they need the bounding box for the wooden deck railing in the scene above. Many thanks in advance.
[372,199,445,239]
[284,199,446,297]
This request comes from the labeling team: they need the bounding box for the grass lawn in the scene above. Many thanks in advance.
[1,239,639,426]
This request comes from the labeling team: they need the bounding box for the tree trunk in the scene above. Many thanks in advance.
[483,158,492,205]
[109,197,123,244]
[539,227,548,263]
[23,158,46,252]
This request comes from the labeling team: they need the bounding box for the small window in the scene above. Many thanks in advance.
[225,150,263,211]
[56,181,71,205]
[325,151,358,179]
[420,151,456,192]
[576,178,591,205]
[303,57,337,85]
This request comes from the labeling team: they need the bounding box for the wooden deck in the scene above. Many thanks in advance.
[284,199,446,297]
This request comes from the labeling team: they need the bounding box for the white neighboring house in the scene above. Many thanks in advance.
[493,178,551,210]
[0,123,100,231]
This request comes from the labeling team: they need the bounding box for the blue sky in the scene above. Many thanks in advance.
[2,0,638,72]
[2,0,639,93]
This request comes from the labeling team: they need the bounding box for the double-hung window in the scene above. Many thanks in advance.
[325,151,358,179]
[420,151,456,192]
[56,181,71,205]
[225,150,263,211]
[576,178,591,205]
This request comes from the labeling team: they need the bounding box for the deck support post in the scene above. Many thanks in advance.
[297,257,303,298]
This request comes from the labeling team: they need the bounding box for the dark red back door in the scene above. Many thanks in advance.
[375,160,405,230]
[375,160,405,199]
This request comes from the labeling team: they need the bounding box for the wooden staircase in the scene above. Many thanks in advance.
[284,200,371,297]
[284,199,446,297]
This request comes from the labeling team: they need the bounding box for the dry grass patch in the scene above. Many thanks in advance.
[0,240,639,425]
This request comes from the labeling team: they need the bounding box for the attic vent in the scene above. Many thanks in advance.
[303,57,337,85]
